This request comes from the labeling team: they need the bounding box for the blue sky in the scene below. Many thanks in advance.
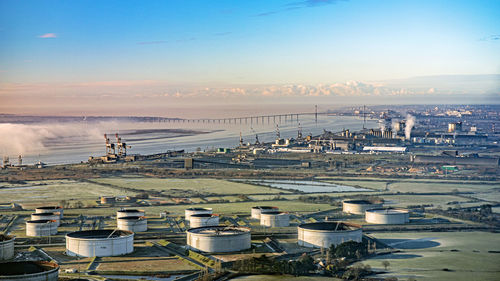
[0,0,499,114]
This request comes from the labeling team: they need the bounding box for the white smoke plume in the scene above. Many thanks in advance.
[379,120,386,131]
[0,122,104,156]
[391,119,399,133]
[405,114,416,139]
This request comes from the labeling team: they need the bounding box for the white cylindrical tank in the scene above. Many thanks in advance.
[189,214,219,228]
[185,208,213,222]
[260,211,290,227]
[0,235,15,261]
[117,216,147,232]
[342,199,383,215]
[298,222,362,248]
[35,206,63,218]
[30,213,60,226]
[116,209,145,219]
[187,225,251,253]
[65,230,134,257]
[251,206,278,220]
[365,208,410,224]
[26,220,58,237]
[0,261,59,281]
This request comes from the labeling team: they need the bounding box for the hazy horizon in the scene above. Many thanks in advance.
[1,0,499,115]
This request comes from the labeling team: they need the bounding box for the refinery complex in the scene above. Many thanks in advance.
[0,104,499,281]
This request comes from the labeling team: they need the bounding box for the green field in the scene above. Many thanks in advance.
[362,231,500,281]
[90,177,289,195]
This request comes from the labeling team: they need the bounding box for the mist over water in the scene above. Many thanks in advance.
[0,115,376,165]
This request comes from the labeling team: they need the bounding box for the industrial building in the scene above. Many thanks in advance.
[116,209,145,219]
[298,222,362,248]
[117,216,147,232]
[100,196,116,204]
[35,206,63,218]
[362,146,407,153]
[186,225,251,253]
[30,213,60,226]
[65,229,134,257]
[26,220,58,237]
[251,206,279,220]
[0,261,59,281]
[260,211,290,227]
[0,235,14,261]
[411,155,499,167]
[365,208,410,224]
[342,199,384,215]
[185,208,213,222]
[189,214,219,228]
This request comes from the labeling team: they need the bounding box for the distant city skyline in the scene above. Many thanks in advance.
[0,0,499,115]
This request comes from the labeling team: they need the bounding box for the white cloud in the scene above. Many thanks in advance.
[37,33,57,38]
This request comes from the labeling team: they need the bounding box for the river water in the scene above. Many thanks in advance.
[1,115,375,165]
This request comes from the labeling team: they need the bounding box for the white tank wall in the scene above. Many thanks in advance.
[189,216,219,228]
[260,213,290,227]
[298,227,362,248]
[0,236,15,261]
[251,207,278,220]
[26,221,58,237]
[0,262,59,281]
[343,201,383,215]
[35,207,63,218]
[365,210,409,224]
[117,218,147,232]
[30,214,60,226]
[187,231,251,253]
[185,209,212,222]
[116,210,145,219]
[66,233,134,257]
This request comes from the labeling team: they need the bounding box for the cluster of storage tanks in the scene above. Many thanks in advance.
[116,209,147,232]
[25,206,63,237]
[342,199,410,224]
[251,206,290,227]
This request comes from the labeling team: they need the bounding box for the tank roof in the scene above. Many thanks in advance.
[31,212,57,216]
[0,261,58,276]
[252,206,278,210]
[117,209,143,213]
[187,225,250,236]
[343,199,383,204]
[66,229,133,239]
[117,216,145,220]
[27,219,57,224]
[260,211,286,215]
[190,213,217,218]
[36,206,62,210]
[299,221,360,231]
[186,207,212,211]
[0,234,13,242]
[366,208,408,214]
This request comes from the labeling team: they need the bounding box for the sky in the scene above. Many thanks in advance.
[0,0,499,116]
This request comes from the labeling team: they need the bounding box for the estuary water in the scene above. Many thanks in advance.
[0,114,376,165]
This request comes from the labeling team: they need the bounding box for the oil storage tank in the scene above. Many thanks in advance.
[0,261,59,281]
[35,206,63,218]
[185,208,213,222]
[251,206,278,220]
[66,229,134,257]
[0,235,14,261]
[26,220,58,237]
[31,213,60,226]
[117,216,147,232]
[116,209,145,219]
[189,214,219,228]
[365,208,409,224]
[342,199,383,215]
[260,211,290,227]
[298,222,362,248]
[187,225,251,253]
